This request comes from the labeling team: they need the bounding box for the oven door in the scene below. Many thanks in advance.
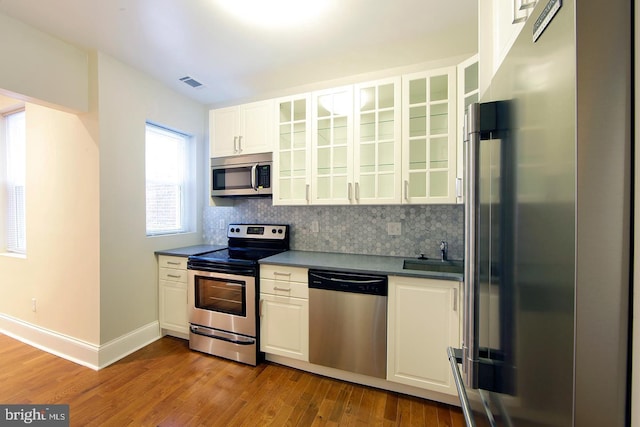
[188,269,256,337]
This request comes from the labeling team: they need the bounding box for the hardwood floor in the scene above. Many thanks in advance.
[0,334,465,426]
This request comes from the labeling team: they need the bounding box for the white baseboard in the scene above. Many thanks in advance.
[0,313,161,370]
[98,322,161,369]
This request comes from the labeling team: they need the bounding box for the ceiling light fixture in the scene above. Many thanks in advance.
[215,0,335,29]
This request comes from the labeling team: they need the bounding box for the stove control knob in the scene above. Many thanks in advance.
[278,229,283,234]
[271,228,277,234]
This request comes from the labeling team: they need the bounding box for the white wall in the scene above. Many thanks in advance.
[0,100,101,345]
[0,13,88,112]
[95,52,207,344]
[0,11,208,365]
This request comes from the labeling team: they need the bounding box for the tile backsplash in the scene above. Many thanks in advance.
[203,199,464,260]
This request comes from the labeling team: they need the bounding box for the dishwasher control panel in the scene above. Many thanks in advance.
[308,270,388,296]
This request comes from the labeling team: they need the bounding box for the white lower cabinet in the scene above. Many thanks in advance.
[158,255,189,337]
[387,275,461,395]
[259,265,309,361]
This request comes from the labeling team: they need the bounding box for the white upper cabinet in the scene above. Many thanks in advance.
[210,99,274,157]
[456,55,479,204]
[311,86,354,205]
[479,0,537,97]
[280,78,402,206]
[273,94,312,205]
[353,77,402,204]
[225,62,470,206]
[402,67,457,204]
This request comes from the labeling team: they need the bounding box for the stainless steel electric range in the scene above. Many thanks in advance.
[187,224,289,365]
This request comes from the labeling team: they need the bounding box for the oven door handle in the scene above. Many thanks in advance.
[190,325,255,346]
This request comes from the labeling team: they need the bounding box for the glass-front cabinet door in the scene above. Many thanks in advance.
[402,67,457,204]
[457,55,479,204]
[274,95,311,205]
[353,77,402,204]
[311,86,354,204]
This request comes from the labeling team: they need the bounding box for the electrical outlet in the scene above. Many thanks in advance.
[387,222,401,236]
[311,221,319,233]
[31,298,37,312]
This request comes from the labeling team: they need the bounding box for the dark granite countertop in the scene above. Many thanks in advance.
[155,244,226,257]
[260,250,463,282]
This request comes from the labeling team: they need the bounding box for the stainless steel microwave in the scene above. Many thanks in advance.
[211,152,272,197]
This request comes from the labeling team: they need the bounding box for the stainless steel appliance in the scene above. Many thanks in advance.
[211,152,272,197]
[449,0,631,426]
[308,269,387,378]
[187,224,289,365]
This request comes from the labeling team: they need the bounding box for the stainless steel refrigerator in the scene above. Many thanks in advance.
[449,0,631,426]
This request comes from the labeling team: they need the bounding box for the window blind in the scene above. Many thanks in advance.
[5,110,26,253]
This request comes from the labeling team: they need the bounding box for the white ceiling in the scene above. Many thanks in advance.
[0,0,477,107]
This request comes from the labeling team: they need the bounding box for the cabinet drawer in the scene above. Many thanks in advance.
[160,267,188,283]
[260,265,308,283]
[261,278,308,299]
[159,255,187,270]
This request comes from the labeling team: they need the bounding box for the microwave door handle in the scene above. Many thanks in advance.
[251,164,258,191]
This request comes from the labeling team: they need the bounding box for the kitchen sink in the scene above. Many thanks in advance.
[402,258,464,274]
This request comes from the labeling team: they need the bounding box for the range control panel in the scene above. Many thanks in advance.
[227,224,288,240]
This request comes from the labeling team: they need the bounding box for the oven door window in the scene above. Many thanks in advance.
[194,275,246,317]
[212,167,253,191]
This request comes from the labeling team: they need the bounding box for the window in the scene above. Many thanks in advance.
[3,110,26,253]
[145,123,193,236]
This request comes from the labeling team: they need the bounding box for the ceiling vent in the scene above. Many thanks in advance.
[179,76,204,88]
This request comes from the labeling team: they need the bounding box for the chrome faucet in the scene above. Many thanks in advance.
[440,241,448,261]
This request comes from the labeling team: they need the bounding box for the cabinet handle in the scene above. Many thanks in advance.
[404,180,409,200]
[259,299,263,317]
[456,177,463,198]
[273,271,291,277]
[306,184,310,201]
[348,182,353,201]
[167,261,181,266]
[453,288,458,312]
[273,286,292,292]
[233,136,238,153]
[355,182,360,201]
[167,274,182,279]
[238,135,243,152]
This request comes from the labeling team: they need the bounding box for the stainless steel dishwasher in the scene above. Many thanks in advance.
[308,269,387,379]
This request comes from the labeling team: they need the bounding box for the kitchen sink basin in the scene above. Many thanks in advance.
[402,258,464,274]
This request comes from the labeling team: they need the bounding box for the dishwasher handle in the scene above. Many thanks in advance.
[308,269,387,296]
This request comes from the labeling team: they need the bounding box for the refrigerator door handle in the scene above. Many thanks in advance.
[448,347,476,427]
[463,103,481,389]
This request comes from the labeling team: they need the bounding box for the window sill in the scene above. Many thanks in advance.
[0,252,26,260]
